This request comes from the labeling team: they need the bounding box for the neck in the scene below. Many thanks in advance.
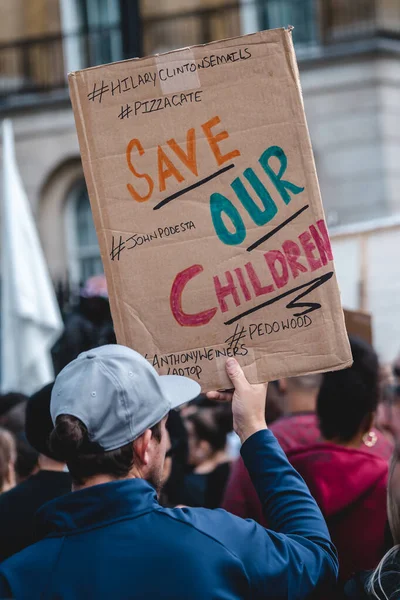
[38,455,67,473]
[1,480,14,493]
[325,433,365,449]
[72,467,142,492]
[73,475,118,492]
[285,392,316,415]
[194,450,230,474]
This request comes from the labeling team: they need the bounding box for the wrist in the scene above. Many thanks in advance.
[236,422,268,445]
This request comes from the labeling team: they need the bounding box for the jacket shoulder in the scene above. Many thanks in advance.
[0,537,63,595]
[157,505,259,560]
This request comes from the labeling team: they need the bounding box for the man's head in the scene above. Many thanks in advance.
[50,414,168,492]
[26,383,66,470]
[280,374,323,414]
[49,345,200,491]
[0,393,27,434]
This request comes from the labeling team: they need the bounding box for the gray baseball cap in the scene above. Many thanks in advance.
[50,345,201,452]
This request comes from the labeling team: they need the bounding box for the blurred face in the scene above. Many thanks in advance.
[185,419,210,467]
[376,390,400,444]
[394,360,400,385]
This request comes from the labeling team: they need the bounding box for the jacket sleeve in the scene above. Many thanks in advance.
[221,456,266,524]
[221,457,249,516]
[217,429,338,599]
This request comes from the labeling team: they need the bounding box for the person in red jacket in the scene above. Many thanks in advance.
[291,337,389,589]
[222,344,392,526]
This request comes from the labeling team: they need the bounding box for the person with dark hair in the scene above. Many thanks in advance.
[182,406,232,508]
[223,353,392,525]
[0,384,71,562]
[159,409,188,507]
[52,274,112,375]
[286,337,388,592]
[0,428,16,493]
[182,394,241,460]
[13,433,39,483]
[0,393,26,431]
[0,392,40,482]
[0,345,338,599]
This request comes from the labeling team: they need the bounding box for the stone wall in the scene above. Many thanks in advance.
[301,54,400,226]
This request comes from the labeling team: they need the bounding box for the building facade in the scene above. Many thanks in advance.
[1,0,400,358]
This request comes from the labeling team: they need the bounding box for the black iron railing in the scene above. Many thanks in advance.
[0,0,398,103]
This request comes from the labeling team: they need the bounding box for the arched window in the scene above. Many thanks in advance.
[66,180,102,284]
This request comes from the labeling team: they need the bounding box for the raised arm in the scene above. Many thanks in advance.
[207,359,338,599]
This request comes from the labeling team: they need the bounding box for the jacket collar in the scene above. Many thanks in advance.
[36,478,160,537]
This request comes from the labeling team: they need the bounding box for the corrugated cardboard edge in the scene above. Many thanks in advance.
[282,28,353,373]
[67,27,288,77]
[68,71,127,348]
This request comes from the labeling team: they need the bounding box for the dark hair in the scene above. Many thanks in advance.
[14,433,39,481]
[0,393,27,419]
[50,415,162,486]
[161,409,188,507]
[26,383,63,461]
[317,336,379,443]
[0,394,28,435]
[190,394,226,410]
[187,407,232,453]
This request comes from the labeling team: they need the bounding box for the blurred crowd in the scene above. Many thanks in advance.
[1,275,400,599]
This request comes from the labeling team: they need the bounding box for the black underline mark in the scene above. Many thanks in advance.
[153,164,235,210]
[224,271,334,325]
[247,204,310,252]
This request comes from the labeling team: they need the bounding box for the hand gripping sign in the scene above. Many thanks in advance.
[69,28,352,389]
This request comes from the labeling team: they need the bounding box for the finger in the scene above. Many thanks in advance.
[225,358,248,393]
[206,391,233,402]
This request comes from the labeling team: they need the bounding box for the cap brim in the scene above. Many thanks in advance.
[158,375,201,410]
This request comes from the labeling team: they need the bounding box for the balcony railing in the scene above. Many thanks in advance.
[0,0,399,106]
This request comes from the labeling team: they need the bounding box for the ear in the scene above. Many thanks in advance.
[133,429,153,466]
[198,439,211,458]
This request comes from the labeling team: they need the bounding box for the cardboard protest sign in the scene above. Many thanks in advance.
[69,27,352,389]
[344,309,373,345]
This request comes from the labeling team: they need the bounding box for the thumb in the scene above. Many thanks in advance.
[226,358,248,392]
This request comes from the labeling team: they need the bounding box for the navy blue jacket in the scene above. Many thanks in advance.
[0,430,338,599]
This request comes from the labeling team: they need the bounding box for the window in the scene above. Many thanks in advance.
[240,0,317,46]
[265,0,317,45]
[60,0,123,72]
[83,0,123,66]
[320,0,376,42]
[66,181,103,285]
